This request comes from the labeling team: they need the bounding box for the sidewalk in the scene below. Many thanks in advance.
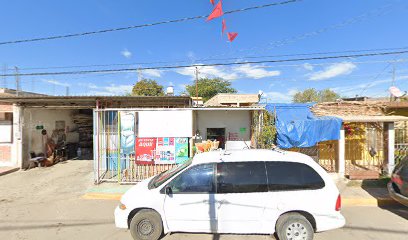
[336,178,399,207]
[82,179,401,207]
[0,167,19,176]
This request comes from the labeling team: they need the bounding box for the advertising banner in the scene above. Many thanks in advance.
[135,138,157,164]
[155,137,175,164]
[120,112,135,155]
[175,138,189,164]
[135,137,190,165]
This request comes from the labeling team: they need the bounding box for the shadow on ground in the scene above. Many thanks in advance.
[361,179,408,220]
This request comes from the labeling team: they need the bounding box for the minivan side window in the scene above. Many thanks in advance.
[266,162,325,191]
[167,163,215,194]
[217,162,268,193]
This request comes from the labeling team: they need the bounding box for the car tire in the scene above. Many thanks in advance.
[129,209,163,240]
[276,213,314,240]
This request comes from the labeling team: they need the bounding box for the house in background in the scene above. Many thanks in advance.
[0,88,45,167]
[383,101,408,163]
[204,93,260,107]
[311,101,408,179]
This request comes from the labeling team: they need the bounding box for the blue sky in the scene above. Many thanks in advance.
[0,0,408,102]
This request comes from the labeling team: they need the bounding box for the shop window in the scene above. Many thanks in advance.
[206,128,225,149]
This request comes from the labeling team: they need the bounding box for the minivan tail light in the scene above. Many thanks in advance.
[335,194,341,211]
[391,174,403,186]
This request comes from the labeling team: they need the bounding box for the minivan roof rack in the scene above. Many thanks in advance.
[271,145,286,154]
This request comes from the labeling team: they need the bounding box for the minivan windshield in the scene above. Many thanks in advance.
[148,159,193,189]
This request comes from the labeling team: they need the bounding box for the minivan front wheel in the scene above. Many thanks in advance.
[276,213,314,240]
[130,209,163,240]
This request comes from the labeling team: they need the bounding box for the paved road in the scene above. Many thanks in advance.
[0,161,407,240]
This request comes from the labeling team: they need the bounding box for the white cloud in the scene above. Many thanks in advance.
[187,51,196,61]
[233,64,281,79]
[264,91,292,103]
[175,66,238,81]
[87,84,133,96]
[78,83,98,89]
[121,49,132,59]
[264,89,298,103]
[44,79,70,87]
[309,62,356,81]
[143,69,162,78]
[303,63,314,71]
[175,64,280,81]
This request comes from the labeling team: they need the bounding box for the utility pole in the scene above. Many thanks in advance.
[195,67,199,99]
[2,64,7,88]
[14,67,21,96]
[66,86,70,96]
[390,64,396,101]
[138,68,142,82]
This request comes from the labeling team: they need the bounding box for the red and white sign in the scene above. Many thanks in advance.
[135,138,157,165]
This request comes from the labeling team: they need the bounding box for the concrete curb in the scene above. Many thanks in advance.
[0,167,19,176]
[82,193,122,200]
[343,197,399,207]
[81,193,400,207]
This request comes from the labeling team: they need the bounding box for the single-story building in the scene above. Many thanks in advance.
[0,93,263,184]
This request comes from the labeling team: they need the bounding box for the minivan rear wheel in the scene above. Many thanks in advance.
[276,213,314,240]
[130,209,163,240]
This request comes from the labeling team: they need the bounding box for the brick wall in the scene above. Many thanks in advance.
[0,104,12,112]
[0,145,11,162]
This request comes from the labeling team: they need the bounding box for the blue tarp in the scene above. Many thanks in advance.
[265,103,342,149]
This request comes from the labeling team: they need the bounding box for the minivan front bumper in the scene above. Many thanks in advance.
[387,182,408,207]
[114,206,130,229]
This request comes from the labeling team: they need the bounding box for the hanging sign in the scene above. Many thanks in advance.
[120,112,135,155]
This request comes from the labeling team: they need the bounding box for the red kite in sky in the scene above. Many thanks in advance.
[210,0,215,5]
[227,32,238,42]
[222,19,226,34]
[207,0,223,21]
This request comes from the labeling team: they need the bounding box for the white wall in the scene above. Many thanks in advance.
[195,110,251,144]
[138,110,193,137]
[23,109,78,155]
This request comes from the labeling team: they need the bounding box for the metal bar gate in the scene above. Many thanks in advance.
[93,110,175,184]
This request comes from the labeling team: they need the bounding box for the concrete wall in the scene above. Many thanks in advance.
[195,110,251,149]
[23,109,78,158]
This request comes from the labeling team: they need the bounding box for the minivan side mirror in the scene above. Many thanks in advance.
[165,186,173,196]
[161,186,172,195]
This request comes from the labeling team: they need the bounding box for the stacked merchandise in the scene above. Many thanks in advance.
[72,113,93,158]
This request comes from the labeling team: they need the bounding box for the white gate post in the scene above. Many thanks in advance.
[338,124,345,176]
[387,122,395,175]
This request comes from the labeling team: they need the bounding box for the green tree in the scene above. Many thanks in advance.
[131,79,164,96]
[293,88,340,103]
[185,77,237,101]
[257,110,276,149]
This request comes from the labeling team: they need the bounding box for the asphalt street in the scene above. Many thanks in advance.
[0,161,407,240]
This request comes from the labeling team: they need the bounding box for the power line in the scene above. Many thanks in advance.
[0,0,302,46]
[1,49,407,77]
[9,46,408,71]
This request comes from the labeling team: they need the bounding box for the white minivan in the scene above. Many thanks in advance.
[115,149,345,240]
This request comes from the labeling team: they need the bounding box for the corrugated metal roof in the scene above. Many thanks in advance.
[327,115,408,122]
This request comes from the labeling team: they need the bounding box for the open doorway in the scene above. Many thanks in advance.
[206,128,225,149]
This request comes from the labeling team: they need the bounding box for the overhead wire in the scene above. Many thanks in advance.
[1,49,408,77]
[0,0,302,46]
[9,46,408,71]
